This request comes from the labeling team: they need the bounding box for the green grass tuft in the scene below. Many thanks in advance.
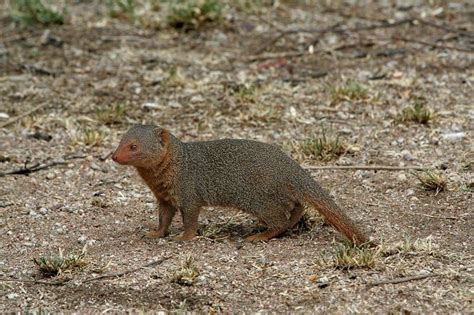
[106,0,135,20]
[10,0,65,25]
[399,100,433,124]
[166,0,223,31]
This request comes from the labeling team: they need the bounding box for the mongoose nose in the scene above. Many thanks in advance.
[111,154,117,162]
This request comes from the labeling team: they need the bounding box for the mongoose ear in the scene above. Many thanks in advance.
[156,128,170,147]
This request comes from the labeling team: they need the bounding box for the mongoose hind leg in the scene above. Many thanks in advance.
[246,204,305,242]
[175,206,201,241]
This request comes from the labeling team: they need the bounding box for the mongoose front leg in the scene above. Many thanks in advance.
[145,203,176,238]
[175,206,201,241]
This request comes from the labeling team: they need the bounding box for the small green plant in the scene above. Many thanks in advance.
[316,242,381,270]
[10,0,65,25]
[330,80,369,104]
[96,103,126,125]
[415,170,447,194]
[74,128,106,147]
[172,256,199,286]
[297,129,347,162]
[167,0,223,30]
[399,101,433,124]
[106,0,135,20]
[33,248,87,277]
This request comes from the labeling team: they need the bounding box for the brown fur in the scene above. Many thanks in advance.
[112,124,371,245]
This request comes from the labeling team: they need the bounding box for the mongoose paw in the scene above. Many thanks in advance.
[245,232,270,242]
[144,230,167,239]
[174,233,196,241]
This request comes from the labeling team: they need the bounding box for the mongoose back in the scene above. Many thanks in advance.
[112,124,369,245]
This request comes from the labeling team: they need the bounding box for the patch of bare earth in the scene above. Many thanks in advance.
[1,1,472,313]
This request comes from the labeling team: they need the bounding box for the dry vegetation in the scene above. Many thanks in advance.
[0,0,473,313]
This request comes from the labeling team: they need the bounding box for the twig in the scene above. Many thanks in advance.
[0,103,48,129]
[304,165,431,171]
[0,256,171,286]
[367,273,434,287]
[417,19,474,39]
[0,278,72,286]
[0,154,87,177]
[406,212,462,221]
[82,256,170,283]
[256,19,413,54]
[247,51,306,62]
[394,36,474,53]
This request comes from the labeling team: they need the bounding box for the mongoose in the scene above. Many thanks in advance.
[112,124,369,245]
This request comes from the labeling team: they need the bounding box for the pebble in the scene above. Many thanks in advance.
[442,132,465,141]
[29,210,37,216]
[78,235,87,244]
[402,150,415,161]
[46,173,56,180]
[7,293,18,300]
[406,189,415,196]
[397,173,407,181]
[39,207,48,215]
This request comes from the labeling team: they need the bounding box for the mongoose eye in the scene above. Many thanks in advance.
[130,144,137,151]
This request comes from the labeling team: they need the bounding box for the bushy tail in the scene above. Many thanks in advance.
[304,191,369,246]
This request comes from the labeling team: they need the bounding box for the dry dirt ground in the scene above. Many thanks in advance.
[1,1,473,313]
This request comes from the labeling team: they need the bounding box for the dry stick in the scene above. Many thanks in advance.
[0,103,48,129]
[394,36,474,54]
[304,165,430,171]
[0,256,170,286]
[417,19,474,39]
[82,256,171,283]
[367,273,434,287]
[406,212,461,221]
[0,278,72,286]
[0,155,87,177]
[256,18,413,54]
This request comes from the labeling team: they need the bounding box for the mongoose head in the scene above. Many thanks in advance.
[112,125,170,168]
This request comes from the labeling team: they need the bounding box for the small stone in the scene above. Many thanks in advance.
[406,189,415,196]
[442,132,465,141]
[29,210,37,216]
[316,276,329,288]
[7,293,18,300]
[78,235,87,244]
[39,207,48,215]
[397,173,407,181]
[402,150,415,161]
[46,173,55,180]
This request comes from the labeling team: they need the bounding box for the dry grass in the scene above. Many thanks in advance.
[72,128,106,147]
[415,170,447,194]
[330,80,370,104]
[316,242,381,270]
[172,255,200,286]
[291,129,348,162]
[33,248,87,277]
[96,103,127,125]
